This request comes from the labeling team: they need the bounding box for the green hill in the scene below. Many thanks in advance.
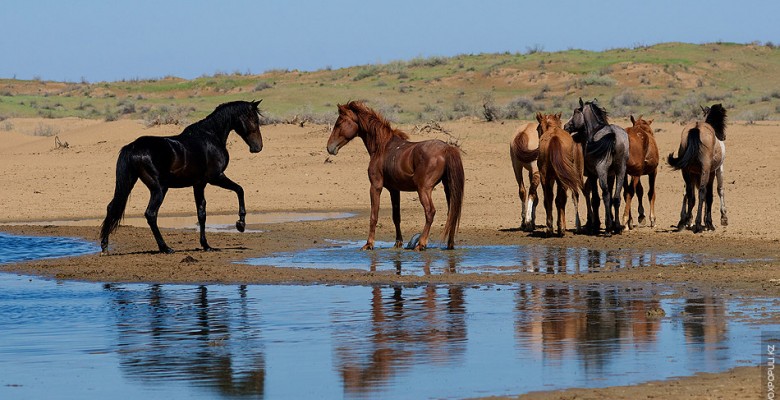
[1,42,778,125]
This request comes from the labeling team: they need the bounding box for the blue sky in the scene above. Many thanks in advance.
[1,0,778,82]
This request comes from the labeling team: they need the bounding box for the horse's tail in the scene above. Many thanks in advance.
[510,131,539,164]
[667,126,701,171]
[586,130,615,160]
[442,146,464,250]
[548,135,582,192]
[99,145,138,252]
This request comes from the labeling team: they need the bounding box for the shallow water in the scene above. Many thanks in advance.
[0,232,98,264]
[0,273,777,399]
[0,211,355,232]
[243,240,750,275]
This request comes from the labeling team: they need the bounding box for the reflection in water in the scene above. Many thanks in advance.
[1,273,768,400]
[332,285,466,397]
[243,240,751,276]
[104,284,265,398]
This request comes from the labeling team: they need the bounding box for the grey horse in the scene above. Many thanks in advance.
[564,98,629,235]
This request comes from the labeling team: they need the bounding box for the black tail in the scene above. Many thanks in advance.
[667,126,701,170]
[585,130,615,160]
[442,146,464,250]
[100,146,138,252]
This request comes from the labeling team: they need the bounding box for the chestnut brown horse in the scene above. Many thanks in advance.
[326,101,464,250]
[510,122,540,231]
[536,112,583,236]
[668,104,728,233]
[622,115,659,229]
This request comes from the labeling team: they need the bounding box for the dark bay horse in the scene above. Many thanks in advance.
[564,98,629,236]
[668,104,728,233]
[100,100,264,255]
[510,122,540,231]
[536,112,583,236]
[622,115,659,229]
[326,101,464,250]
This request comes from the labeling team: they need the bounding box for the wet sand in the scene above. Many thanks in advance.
[1,117,779,399]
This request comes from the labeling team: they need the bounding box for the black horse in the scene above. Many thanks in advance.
[99,100,264,255]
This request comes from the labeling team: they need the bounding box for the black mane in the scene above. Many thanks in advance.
[584,101,610,127]
[704,103,727,141]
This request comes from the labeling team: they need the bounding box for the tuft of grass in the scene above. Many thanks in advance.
[32,123,59,137]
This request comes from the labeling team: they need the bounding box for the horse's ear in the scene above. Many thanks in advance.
[555,112,562,120]
[578,98,584,107]
[251,99,262,109]
[647,118,654,125]
[630,115,636,124]
[535,112,543,123]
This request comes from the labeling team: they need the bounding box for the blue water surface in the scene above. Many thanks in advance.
[0,232,98,264]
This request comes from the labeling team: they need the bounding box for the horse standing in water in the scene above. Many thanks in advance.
[536,112,583,236]
[509,122,540,231]
[564,98,629,236]
[667,104,728,233]
[326,101,464,250]
[100,100,264,255]
[622,115,659,229]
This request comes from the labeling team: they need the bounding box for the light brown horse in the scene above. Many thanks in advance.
[667,104,728,233]
[622,115,659,229]
[536,112,583,236]
[510,123,540,231]
[326,101,464,250]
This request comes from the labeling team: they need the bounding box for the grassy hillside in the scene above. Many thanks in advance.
[1,42,778,126]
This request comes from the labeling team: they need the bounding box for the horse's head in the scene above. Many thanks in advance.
[630,114,654,135]
[327,103,359,155]
[564,98,587,142]
[236,100,263,153]
[536,112,562,135]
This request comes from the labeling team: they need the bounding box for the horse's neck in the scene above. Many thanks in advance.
[360,127,402,156]
[190,118,232,147]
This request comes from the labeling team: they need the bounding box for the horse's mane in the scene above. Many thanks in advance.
[704,103,727,141]
[584,101,610,127]
[345,101,409,152]
[184,101,252,135]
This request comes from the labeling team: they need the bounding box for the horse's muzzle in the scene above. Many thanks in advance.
[327,143,339,155]
[250,145,263,153]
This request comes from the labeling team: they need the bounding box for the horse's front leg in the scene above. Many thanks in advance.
[211,174,246,232]
[529,169,541,231]
[389,189,403,248]
[704,174,716,231]
[648,170,657,227]
[611,165,626,234]
[363,184,383,250]
[193,184,217,251]
[716,164,728,226]
[415,186,436,250]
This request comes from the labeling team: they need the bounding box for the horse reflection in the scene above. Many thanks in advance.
[104,284,265,397]
[515,284,663,372]
[368,250,459,275]
[333,285,466,396]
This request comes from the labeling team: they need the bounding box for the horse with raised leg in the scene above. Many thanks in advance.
[99,100,264,255]
[326,101,464,250]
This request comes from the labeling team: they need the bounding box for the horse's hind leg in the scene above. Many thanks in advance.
[543,180,555,237]
[390,189,403,248]
[415,186,436,250]
[145,184,172,253]
[529,169,540,231]
[704,174,716,231]
[193,184,217,251]
[555,184,568,237]
[636,179,646,225]
[211,174,247,232]
[716,165,728,226]
[515,162,528,230]
[622,176,637,230]
[693,171,708,233]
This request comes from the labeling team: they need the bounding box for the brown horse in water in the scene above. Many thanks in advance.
[510,122,540,231]
[326,101,464,250]
[667,104,728,233]
[536,112,583,236]
[622,115,659,229]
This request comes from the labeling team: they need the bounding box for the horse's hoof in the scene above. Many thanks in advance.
[100,250,110,257]
[236,220,246,233]
[203,246,221,252]
[721,217,729,226]
[638,215,646,225]
[706,223,716,231]
[360,243,374,251]
[692,226,703,234]
[393,240,404,249]
[160,247,175,254]
[413,244,427,251]
[603,231,612,238]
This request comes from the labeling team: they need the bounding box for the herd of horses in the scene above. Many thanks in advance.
[98,98,728,255]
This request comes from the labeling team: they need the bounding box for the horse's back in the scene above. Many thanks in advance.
[511,123,540,164]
